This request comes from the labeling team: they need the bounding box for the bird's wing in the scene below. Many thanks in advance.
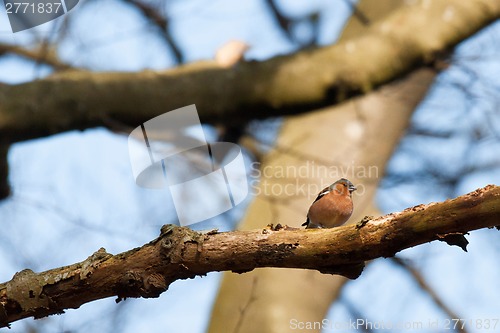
[311,186,331,204]
[302,186,331,226]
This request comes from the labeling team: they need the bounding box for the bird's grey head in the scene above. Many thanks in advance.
[331,178,357,193]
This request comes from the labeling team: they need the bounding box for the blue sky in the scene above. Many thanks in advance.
[0,1,499,332]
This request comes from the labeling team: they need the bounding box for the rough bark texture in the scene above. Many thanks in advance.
[0,0,498,143]
[0,185,499,328]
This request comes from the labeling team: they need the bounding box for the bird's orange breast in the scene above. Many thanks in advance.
[307,191,353,228]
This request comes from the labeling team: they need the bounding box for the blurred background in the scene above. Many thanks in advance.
[0,0,499,332]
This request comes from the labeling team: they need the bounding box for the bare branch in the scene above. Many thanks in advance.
[343,0,371,26]
[391,257,468,333]
[233,277,258,333]
[341,297,374,333]
[1,0,499,144]
[0,42,71,71]
[122,0,184,64]
[1,185,499,328]
[0,144,9,199]
[263,0,294,43]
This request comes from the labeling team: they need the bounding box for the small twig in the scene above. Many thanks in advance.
[122,0,183,64]
[0,43,72,70]
[264,0,294,43]
[341,297,374,333]
[391,257,468,333]
[343,0,371,26]
[233,277,258,333]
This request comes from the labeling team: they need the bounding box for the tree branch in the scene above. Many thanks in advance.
[121,0,184,64]
[391,257,468,333]
[0,42,72,71]
[1,185,499,328]
[342,0,371,26]
[0,0,499,143]
[263,0,294,43]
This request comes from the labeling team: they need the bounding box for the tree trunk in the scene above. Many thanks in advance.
[206,1,443,331]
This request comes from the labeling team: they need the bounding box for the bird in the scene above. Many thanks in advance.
[302,178,357,229]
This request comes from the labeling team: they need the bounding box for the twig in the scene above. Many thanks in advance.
[0,43,71,70]
[391,257,469,333]
[343,0,371,26]
[122,0,183,64]
[233,277,258,333]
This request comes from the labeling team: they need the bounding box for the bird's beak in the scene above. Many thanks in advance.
[349,184,357,192]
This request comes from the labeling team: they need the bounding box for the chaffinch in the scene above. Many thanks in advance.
[302,178,357,229]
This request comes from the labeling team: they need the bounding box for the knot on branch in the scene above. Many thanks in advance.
[356,216,373,229]
[117,271,167,299]
[4,269,51,323]
[144,273,168,297]
[8,269,45,309]
[158,224,207,263]
[80,247,113,279]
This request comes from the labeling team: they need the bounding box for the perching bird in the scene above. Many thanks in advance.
[302,178,357,229]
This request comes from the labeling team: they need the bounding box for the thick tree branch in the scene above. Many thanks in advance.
[0,0,499,143]
[1,185,499,328]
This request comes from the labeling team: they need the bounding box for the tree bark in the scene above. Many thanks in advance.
[0,0,498,143]
[1,185,499,328]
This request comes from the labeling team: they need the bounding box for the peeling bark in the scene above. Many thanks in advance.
[1,185,499,328]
